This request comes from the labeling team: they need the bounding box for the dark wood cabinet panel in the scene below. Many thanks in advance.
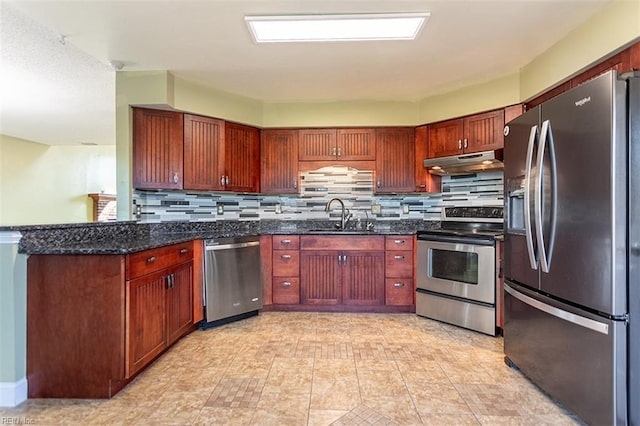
[375,127,415,193]
[299,129,337,161]
[272,250,300,277]
[385,250,413,278]
[300,251,342,305]
[337,128,376,160]
[273,277,301,304]
[126,270,167,378]
[133,108,184,190]
[261,129,299,194]
[166,262,194,346]
[504,104,524,124]
[225,122,260,192]
[428,118,465,158]
[414,125,441,192]
[300,235,384,251]
[183,114,225,191]
[385,279,414,306]
[342,251,385,306]
[463,110,504,154]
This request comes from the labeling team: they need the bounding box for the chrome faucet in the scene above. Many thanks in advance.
[325,198,351,229]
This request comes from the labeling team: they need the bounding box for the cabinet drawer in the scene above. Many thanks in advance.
[127,242,194,279]
[385,251,413,277]
[385,236,413,251]
[385,279,414,306]
[273,251,300,277]
[272,278,300,304]
[300,235,384,251]
[273,235,300,250]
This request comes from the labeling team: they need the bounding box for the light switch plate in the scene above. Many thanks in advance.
[371,204,381,214]
[217,204,224,215]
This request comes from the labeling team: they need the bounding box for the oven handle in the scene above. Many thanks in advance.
[524,124,538,270]
[417,235,495,246]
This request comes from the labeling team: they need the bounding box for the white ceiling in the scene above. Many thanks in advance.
[1,0,611,146]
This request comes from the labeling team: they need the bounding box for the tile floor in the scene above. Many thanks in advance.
[0,312,583,425]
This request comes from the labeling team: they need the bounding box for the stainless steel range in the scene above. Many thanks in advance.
[416,206,503,335]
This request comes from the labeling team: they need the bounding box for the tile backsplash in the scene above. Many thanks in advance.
[133,166,503,223]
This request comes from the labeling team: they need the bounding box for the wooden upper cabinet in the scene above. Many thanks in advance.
[414,125,441,193]
[133,108,184,190]
[375,127,415,193]
[183,114,225,191]
[427,109,504,158]
[298,128,376,161]
[299,129,337,161]
[225,122,260,192]
[336,128,376,160]
[261,129,299,194]
[504,104,524,125]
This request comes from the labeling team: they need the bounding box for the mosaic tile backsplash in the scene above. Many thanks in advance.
[133,167,503,223]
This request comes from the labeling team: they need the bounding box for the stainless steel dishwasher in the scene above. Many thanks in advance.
[203,236,262,326]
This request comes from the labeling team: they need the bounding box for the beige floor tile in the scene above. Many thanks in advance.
[193,407,256,426]
[361,395,422,425]
[308,409,351,426]
[310,378,362,411]
[438,359,497,384]
[396,359,450,384]
[406,382,474,415]
[418,413,481,425]
[249,392,310,425]
[357,369,408,398]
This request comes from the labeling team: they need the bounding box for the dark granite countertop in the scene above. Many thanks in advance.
[8,219,438,255]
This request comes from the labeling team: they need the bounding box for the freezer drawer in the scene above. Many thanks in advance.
[504,282,627,426]
[416,289,496,336]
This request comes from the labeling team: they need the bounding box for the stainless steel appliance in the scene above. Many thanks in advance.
[503,70,639,425]
[416,206,503,335]
[423,150,503,175]
[203,236,262,326]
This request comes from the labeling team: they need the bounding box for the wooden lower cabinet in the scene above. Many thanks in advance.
[27,242,197,399]
[300,251,343,304]
[342,251,385,305]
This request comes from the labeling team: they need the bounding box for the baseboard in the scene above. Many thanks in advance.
[0,378,27,407]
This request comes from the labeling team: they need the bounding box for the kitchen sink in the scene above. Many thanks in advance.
[305,229,376,234]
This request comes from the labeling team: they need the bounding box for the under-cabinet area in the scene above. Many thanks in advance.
[26,241,202,399]
[267,234,415,312]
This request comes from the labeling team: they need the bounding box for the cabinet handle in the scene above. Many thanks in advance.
[463,138,468,149]
[458,139,462,150]
[337,147,341,157]
[179,248,188,254]
[293,178,297,189]
[281,239,291,245]
[332,147,337,156]
[225,176,229,185]
[165,275,171,289]
[394,255,405,260]
[394,239,405,244]
[281,254,292,260]
[170,274,175,289]
[377,180,381,188]
[281,281,292,287]
[146,256,157,263]
[172,173,179,184]
[393,282,405,288]
[220,176,225,186]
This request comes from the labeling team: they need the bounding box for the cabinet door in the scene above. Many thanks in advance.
[261,129,299,194]
[375,127,415,193]
[428,118,464,158]
[414,125,441,192]
[183,114,225,191]
[337,128,376,160]
[463,110,504,153]
[300,251,342,305]
[342,251,385,306]
[126,270,167,378]
[299,129,337,161]
[166,262,193,346]
[225,122,260,192]
[385,279,414,306]
[133,108,184,190]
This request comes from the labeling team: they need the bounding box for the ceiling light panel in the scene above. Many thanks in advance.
[245,13,429,43]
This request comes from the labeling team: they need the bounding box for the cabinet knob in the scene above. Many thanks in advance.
[179,248,189,254]
[463,138,468,149]
[146,256,157,263]
[281,254,292,260]
[393,282,405,288]
[394,239,405,244]
[220,176,225,186]
[293,178,298,189]
[332,147,337,156]
[172,173,179,184]
[281,281,292,287]
[458,139,462,150]
[337,147,341,157]
[394,255,405,260]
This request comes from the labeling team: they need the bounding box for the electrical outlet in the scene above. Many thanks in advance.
[371,204,381,214]
[217,204,224,215]
[402,204,410,214]
[275,203,282,214]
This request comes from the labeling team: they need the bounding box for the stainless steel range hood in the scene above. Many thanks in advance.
[423,150,503,175]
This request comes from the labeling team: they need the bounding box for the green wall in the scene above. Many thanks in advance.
[0,134,116,226]
[0,241,26,385]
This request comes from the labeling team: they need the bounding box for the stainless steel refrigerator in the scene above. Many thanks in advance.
[504,70,638,426]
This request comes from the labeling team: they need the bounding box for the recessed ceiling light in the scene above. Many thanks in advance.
[245,13,430,43]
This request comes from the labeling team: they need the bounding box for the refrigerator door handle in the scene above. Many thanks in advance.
[504,284,609,335]
[535,120,558,273]
[524,124,538,270]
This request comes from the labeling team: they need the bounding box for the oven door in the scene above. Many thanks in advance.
[417,237,496,304]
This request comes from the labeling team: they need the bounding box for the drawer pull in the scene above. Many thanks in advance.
[281,239,292,245]
[394,255,405,260]
[281,254,292,260]
[281,281,292,287]
[179,248,189,254]
[146,256,157,263]
[394,282,405,288]
[394,239,405,244]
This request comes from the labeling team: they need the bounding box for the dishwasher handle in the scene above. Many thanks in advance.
[205,241,260,251]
